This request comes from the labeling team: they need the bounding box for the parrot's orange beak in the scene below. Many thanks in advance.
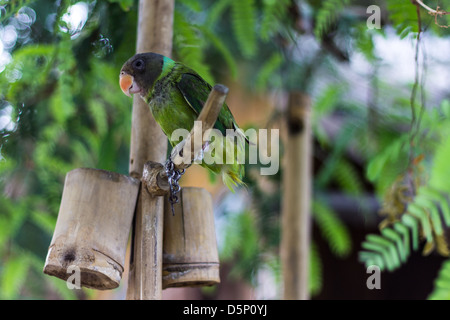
[120,72,141,97]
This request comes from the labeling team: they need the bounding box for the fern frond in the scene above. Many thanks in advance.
[421,187,450,226]
[430,133,450,193]
[366,135,409,183]
[199,26,238,80]
[205,0,233,28]
[260,0,290,42]
[255,52,283,91]
[360,183,450,272]
[360,131,450,271]
[309,242,322,297]
[313,200,352,258]
[314,0,352,39]
[173,10,214,84]
[381,227,406,263]
[387,1,419,39]
[220,211,260,280]
[231,0,257,58]
[352,24,377,62]
[0,254,30,299]
[333,158,364,196]
[316,124,357,188]
[311,84,345,146]
[428,259,450,300]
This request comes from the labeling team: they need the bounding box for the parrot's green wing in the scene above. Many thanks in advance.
[176,72,235,135]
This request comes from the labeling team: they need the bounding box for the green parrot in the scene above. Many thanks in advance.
[119,52,246,190]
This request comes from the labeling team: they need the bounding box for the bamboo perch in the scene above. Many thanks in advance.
[162,187,220,288]
[43,169,139,290]
[281,92,312,300]
[126,0,174,300]
[141,84,229,195]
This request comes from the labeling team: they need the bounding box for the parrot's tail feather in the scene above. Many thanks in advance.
[222,168,246,193]
[233,122,251,145]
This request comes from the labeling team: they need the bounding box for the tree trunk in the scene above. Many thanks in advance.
[281,92,312,300]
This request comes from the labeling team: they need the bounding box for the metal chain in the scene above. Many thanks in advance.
[164,157,185,216]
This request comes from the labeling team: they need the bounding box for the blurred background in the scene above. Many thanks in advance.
[1,0,450,300]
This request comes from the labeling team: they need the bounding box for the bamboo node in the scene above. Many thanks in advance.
[142,161,169,195]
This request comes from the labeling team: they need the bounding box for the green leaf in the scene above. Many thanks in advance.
[407,203,433,243]
[420,187,450,227]
[309,242,322,296]
[366,234,400,270]
[430,134,450,193]
[414,195,443,236]
[359,251,385,270]
[441,100,450,118]
[367,154,387,182]
[88,100,108,136]
[255,52,283,90]
[361,239,394,271]
[402,214,419,251]
[30,210,56,236]
[366,136,407,182]
[393,222,410,261]
[381,227,405,263]
[387,1,419,38]
[1,255,30,299]
[428,259,450,300]
[107,0,134,11]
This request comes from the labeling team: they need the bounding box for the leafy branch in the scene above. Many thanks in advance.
[360,101,450,272]
[415,0,450,28]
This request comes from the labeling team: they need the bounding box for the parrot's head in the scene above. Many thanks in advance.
[119,52,164,98]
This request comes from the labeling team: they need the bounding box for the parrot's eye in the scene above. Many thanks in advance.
[133,59,145,70]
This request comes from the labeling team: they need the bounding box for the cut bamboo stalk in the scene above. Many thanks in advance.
[162,187,220,288]
[43,168,139,290]
[126,0,174,300]
[281,92,312,300]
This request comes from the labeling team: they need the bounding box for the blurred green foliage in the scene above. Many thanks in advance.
[0,0,136,299]
[0,0,298,299]
[1,0,450,300]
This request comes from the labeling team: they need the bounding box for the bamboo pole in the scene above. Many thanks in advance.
[126,0,174,300]
[281,92,312,300]
[129,0,173,177]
